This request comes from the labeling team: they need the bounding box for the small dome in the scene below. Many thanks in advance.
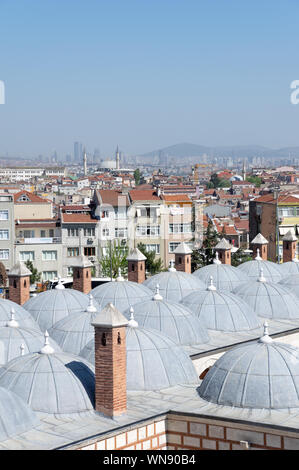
[279,260,299,276]
[232,270,299,319]
[48,295,98,355]
[279,273,299,298]
[237,259,282,283]
[122,287,209,346]
[80,325,198,391]
[0,386,39,442]
[192,263,249,292]
[0,338,95,415]
[23,287,95,332]
[91,279,153,313]
[181,276,261,331]
[143,271,205,302]
[0,299,39,331]
[199,326,299,409]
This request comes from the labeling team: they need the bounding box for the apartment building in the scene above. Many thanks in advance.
[0,194,15,271]
[0,167,65,182]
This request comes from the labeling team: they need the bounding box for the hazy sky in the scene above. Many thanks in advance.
[1,0,299,159]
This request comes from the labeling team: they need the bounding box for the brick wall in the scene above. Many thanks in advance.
[8,276,30,305]
[72,267,91,294]
[127,261,145,284]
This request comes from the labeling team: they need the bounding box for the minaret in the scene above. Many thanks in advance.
[242,159,246,181]
[116,145,120,170]
[83,149,87,176]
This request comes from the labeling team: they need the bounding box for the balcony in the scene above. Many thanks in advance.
[15,237,62,244]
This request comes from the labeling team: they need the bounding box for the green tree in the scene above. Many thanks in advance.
[137,243,163,275]
[206,173,230,189]
[246,175,262,187]
[134,168,141,186]
[231,248,252,267]
[99,240,129,279]
[24,260,41,285]
[191,219,219,270]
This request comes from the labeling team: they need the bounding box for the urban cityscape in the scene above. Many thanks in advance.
[1,0,299,458]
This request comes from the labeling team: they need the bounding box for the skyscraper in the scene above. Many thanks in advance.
[74,142,83,163]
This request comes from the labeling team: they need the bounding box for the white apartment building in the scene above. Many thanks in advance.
[0,167,65,182]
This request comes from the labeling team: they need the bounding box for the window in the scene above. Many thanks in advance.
[24,230,35,238]
[145,244,160,254]
[20,251,35,261]
[0,249,9,260]
[42,271,57,281]
[40,230,46,238]
[136,225,160,237]
[169,242,181,253]
[84,247,95,256]
[42,250,57,261]
[84,227,95,237]
[115,227,127,238]
[0,230,9,240]
[49,229,54,238]
[67,228,79,237]
[279,207,295,217]
[67,247,79,257]
[17,194,30,202]
[0,210,8,220]
[102,210,109,218]
[67,267,73,277]
[102,228,109,237]
[169,223,192,234]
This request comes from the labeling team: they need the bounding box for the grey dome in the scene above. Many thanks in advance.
[279,273,299,298]
[23,288,95,332]
[0,386,39,442]
[232,277,299,319]
[199,335,299,409]
[181,280,261,332]
[80,325,198,391]
[192,264,249,292]
[279,261,299,276]
[123,296,210,346]
[143,271,205,302]
[0,349,95,415]
[0,323,61,366]
[237,259,282,283]
[48,295,98,355]
[91,280,153,313]
[0,299,39,331]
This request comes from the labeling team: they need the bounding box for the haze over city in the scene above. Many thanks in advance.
[1,0,299,159]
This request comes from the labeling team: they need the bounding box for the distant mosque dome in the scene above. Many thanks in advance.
[0,332,95,415]
[237,249,282,283]
[232,268,299,319]
[181,276,261,332]
[0,299,39,331]
[192,253,249,292]
[143,261,205,302]
[199,324,299,409]
[23,279,96,332]
[80,319,198,391]
[122,285,210,346]
[91,275,153,313]
[99,160,116,169]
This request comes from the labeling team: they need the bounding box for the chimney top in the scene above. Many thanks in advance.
[91,303,129,328]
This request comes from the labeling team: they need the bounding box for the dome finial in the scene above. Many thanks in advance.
[213,252,221,265]
[86,293,97,313]
[258,267,266,283]
[20,343,25,356]
[7,307,19,328]
[40,330,55,354]
[116,267,125,282]
[153,283,163,300]
[55,275,65,290]
[128,306,138,328]
[255,248,262,261]
[207,275,217,291]
[259,321,273,343]
[168,259,176,272]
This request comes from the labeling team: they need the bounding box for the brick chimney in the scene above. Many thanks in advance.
[173,242,192,273]
[126,248,146,283]
[251,233,268,260]
[91,303,128,417]
[215,238,232,265]
[282,230,298,263]
[8,262,31,305]
[72,255,92,294]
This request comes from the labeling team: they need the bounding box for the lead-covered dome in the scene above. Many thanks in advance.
[279,260,299,276]
[237,249,282,283]
[23,279,95,332]
[181,276,261,332]
[0,334,95,415]
[279,273,299,298]
[0,299,39,331]
[91,276,153,313]
[80,321,198,391]
[48,294,98,355]
[232,268,299,319]
[192,253,249,292]
[122,286,209,346]
[143,263,205,302]
[199,325,299,409]
[0,386,39,442]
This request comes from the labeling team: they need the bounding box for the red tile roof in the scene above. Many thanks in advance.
[14,190,51,204]
[61,213,97,224]
[129,190,161,201]
[98,190,129,206]
[162,194,191,203]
